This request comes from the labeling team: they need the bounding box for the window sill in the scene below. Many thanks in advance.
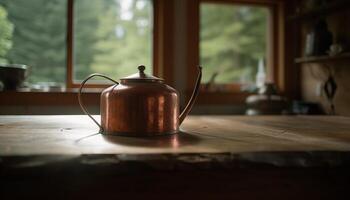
[189,84,253,105]
[192,90,251,105]
[0,88,103,106]
[1,87,253,106]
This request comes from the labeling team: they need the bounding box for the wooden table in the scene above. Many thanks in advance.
[1,115,350,199]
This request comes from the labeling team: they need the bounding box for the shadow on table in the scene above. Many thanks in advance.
[102,131,201,148]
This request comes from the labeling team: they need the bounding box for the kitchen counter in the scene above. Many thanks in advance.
[1,115,350,199]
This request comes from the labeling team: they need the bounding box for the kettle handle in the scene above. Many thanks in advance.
[78,73,119,132]
[179,66,202,125]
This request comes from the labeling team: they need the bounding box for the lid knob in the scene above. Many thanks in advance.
[138,65,146,73]
[138,65,146,78]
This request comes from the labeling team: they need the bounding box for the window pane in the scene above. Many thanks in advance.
[200,3,269,85]
[0,0,66,85]
[74,0,153,81]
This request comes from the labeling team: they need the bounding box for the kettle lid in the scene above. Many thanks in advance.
[120,65,163,83]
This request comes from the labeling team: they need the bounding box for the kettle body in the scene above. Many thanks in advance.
[78,65,202,136]
[100,81,179,136]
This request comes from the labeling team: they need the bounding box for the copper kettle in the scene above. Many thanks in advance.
[78,65,202,136]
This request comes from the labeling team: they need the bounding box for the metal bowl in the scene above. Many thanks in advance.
[0,64,28,90]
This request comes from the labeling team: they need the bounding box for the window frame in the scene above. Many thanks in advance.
[0,0,297,109]
[0,0,176,107]
[186,0,285,104]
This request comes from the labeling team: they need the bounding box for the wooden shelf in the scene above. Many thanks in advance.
[295,52,350,64]
[288,0,350,21]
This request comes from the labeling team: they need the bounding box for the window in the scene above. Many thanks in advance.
[186,0,282,104]
[73,0,153,82]
[200,3,269,89]
[0,0,67,86]
[0,0,154,88]
[199,1,270,91]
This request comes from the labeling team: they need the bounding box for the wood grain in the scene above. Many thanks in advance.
[0,115,350,156]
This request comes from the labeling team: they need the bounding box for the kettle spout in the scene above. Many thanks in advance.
[179,66,202,125]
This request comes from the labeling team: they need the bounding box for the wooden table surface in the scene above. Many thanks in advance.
[1,115,350,199]
[1,115,350,165]
[0,115,349,154]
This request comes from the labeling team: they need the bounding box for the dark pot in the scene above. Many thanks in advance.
[0,64,28,90]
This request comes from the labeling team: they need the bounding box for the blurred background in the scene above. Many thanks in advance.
[0,0,349,116]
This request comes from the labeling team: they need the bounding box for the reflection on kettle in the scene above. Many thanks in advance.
[78,65,202,137]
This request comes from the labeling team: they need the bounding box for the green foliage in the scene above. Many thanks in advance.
[78,0,153,80]
[200,4,268,84]
[0,0,66,83]
[0,5,13,63]
[73,0,103,79]
[0,0,266,86]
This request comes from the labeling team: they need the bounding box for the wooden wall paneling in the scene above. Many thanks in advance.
[66,0,74,88]
[186,0,200,98]
[279,0,300,99]
[154,0,175,86]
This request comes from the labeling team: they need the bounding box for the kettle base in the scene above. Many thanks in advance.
[100,130,179,137]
